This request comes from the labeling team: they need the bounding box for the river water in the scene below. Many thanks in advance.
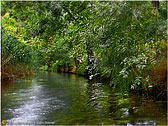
[1,72,167,125]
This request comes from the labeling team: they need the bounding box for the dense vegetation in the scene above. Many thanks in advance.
[1,1,167,97]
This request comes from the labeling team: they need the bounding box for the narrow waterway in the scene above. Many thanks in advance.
[1,72,167,125]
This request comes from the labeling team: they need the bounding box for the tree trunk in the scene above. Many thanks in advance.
[152,1,160,12]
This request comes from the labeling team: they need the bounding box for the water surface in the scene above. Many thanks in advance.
[2,72,167,125]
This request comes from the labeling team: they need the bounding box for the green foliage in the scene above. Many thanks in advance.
[52,61,59,71]
[1,1,167,95]
[2,27,33,65]
[76,61,88,75]
[39,65,49,71]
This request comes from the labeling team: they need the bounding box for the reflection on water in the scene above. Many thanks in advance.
[1,72,167,125]
[6,84,65,124]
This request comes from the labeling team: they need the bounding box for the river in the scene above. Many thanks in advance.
[1,72,167,125]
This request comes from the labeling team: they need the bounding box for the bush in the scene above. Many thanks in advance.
[51,61,59,71]
[76,62,87,75]
[39,65,48,71]
[2,27,33,65]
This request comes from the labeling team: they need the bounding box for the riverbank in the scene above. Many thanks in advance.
[39,64,167,101]
[2,63,34,82]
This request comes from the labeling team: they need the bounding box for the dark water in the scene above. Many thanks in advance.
[1,72,167,125]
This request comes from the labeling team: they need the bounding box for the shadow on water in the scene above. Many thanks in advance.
[1,72,167,125]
